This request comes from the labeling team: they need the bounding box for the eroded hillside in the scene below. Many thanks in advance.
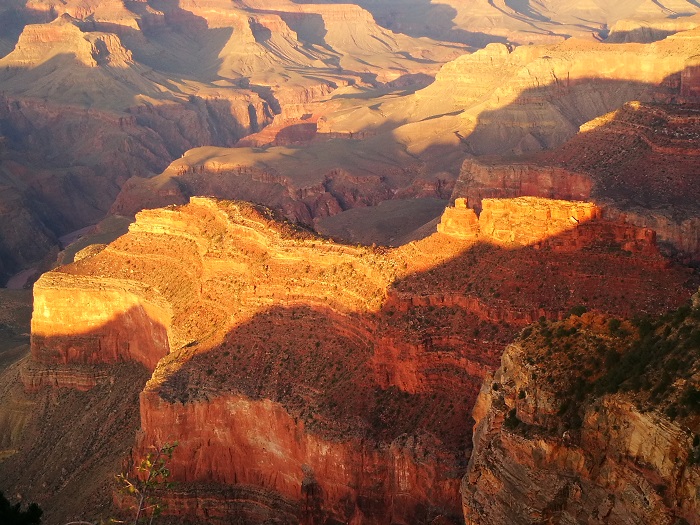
[453,101,700,261]
[0,0,461,284]
[111,28,700,239]
[4,194,697,523]
[464,294,700,524]
[3,0,700,285]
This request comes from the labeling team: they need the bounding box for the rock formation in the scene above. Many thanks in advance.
[452,101,700,261]
[12,195,698,523]
[2,2,700,523]
[0,0,461,284]
[320,0,700,45]
[463,299,700,525]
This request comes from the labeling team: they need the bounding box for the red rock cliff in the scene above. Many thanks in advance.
[24,197,698,524]
[463,304,700,525]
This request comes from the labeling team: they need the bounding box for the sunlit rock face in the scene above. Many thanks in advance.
[451,100,700,262]
[31,274,172,370]
[463,304,700,525]
[23,195,699,523]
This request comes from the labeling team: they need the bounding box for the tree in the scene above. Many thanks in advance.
[117,442,178,525]
[0,491,42,525]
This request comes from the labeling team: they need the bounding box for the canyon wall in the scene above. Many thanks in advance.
[438,197,657,256]
[110,146,454,227]
[20,197,699,523]
[137,391,460,524]
[450,101,700,261]
[463,303,700,525]
[31,273,171,371]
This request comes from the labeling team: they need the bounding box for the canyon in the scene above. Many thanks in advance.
[3,1,700,283]
[2,194,695,523]
[464,294,700,525]
[0,1,699,524]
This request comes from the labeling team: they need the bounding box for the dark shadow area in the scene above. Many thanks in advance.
[273,122,318,144]
[145,200,697,523]
[0,361,150,525]
[504,0,552,23]
[247,8,329,49]
[0,5,57,59]
[605,27,678,43]
[5,191,699,523]
[290,0,508,46]
[0,289,32,370]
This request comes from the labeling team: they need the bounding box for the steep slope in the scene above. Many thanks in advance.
[7,195,698,523]
[109,27,700,237]
[386,28,700,157]
[463,294,700,525]
[0,0,461,285]
[452,101,700,260]
[293,0,700,44]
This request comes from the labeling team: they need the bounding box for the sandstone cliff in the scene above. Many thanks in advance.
[451,102,700,261]
[463,297,700,525]
[0,0,470,284]
[15,196,699,523]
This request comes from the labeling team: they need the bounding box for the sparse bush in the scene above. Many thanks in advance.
[568,305,588,318]
[504,408,520,430]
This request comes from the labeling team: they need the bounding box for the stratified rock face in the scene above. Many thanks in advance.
[451,102,700,261]
[399,30,700,157]
[109,144,455,226]
[138,392,459,525]
[607,13,700,43]
[438,197,656,255]
[0,0,464,284]
[452,160,594,214]
[31,274,171,371]
[24,196,699,523]
[463,305,700,525]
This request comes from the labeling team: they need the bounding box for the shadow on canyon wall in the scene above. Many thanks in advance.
[3,197,699,523]
[290,0,509,46]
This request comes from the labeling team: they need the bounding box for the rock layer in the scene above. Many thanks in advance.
[463,305,700,525]
[22,196,699,523]
[451,102,700,261]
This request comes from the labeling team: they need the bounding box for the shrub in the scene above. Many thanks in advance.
[568,305,588,318]
[504,408,520,430]
[607,318,622,335]
[0,493,42,525]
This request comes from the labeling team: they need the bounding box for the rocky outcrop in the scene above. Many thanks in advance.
[607,15,700,43]
[451,160,593,214]
[451,102,700,261]
[136,391,461,525]
[30,274,171,371]
[110,145,454,226]
[462,305,700,525]
[438,197,657,256]
[19,197,699,523]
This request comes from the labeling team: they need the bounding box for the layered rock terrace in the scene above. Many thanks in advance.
[23,195,699,523]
